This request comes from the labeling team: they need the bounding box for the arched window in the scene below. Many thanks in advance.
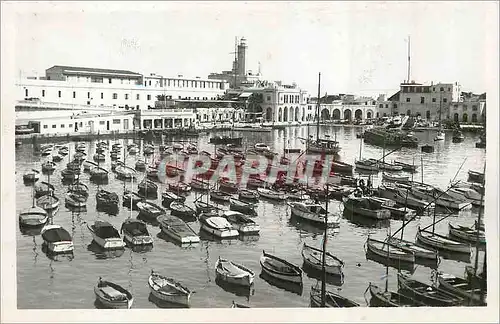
[278,107,282,122]
[462,113,468,123]
[471,114,478,123]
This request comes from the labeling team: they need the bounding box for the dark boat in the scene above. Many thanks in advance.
[96,189,119,209]
[310,285,359,307]
[421,144,435,153]
[94,278,133,309]
[34,181,55,198]
[209,136,243,146]
[194,201,221,215]
[437,273,484,306]
[161,191,186,207]
[259,250,302,285]
[136,201,166,222]
[122,190,143,209]
[168,182,192,194]
[393,160,419,172]
[120,218,153,246]
[138,179,158,197]
[452,129,465,143]
[169,201,197,221]
[238,189,259,201]
[229,198,257,215]
[368,283,425,307]
[363,127,418,148]
[210,190,232,203]
[397,273,463,306]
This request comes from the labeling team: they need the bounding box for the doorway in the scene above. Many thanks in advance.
[106,120,110,131]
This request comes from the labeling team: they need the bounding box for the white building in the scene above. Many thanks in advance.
[17,65,229,111]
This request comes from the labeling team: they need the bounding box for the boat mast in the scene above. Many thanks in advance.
[321,182,328,307]
[420,155,424,184]
[358,136,362,161]
[400,157,414,240]
[316,72,321,143]
[385,226,390,293]
[473,163,486,277]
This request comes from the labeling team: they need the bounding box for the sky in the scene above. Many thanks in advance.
[8,1,499,97]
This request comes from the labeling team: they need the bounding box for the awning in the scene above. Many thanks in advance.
[239,92,253,98]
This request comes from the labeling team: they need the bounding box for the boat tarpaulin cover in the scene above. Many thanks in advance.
[93,221,120,239]
[42,227,72,242]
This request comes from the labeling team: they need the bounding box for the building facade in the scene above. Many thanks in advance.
[17,65,229,111]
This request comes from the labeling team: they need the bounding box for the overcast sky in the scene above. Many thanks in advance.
[9,1,498,97]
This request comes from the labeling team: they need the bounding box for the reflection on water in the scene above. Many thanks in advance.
[214,277,254,298]
[16,127,487,308]
[259,272,303,296]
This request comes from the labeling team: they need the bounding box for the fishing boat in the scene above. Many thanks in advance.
[386,237,439,261]
[410,185,471,210]
[41,146,53,156]
[254,143,270,152]
[310,285,359,307]
[83,160,98,172]
[19,206,48,228]
[94,278,133,309]
[368,283,425,307]
[143,145,155,155]
[120,218,153,246]
[330,160,353,174]
[146,166,158,179]
[421,144,435,153]
[215,257,255,287]
[58,147,69,155]
[168,182,192,194]
[128,145,139,155]
[438,273,484,305]
[157,214,200,244]
[229,198,257,214]
[52,154,63,162]
[34,181,55,198]
[194,201,221,214]
[301,243,343,276]
[239,189,259,201]
[23,169,40,182]
[169,201,197,221]
[41,224,74,253]
[259,250,302,284]
[138,179,158,196]
[115,163,137,180]
[75,143,86,152]
[136,201,166,222]
[397,273,463,306]
[148,271,191,307]
[210,190,232,203]
[161,191,186,207]
[96,189,119,209]
[447,187,483,207]
[468,170,484,184]
[41,161,56,172]
[199,213,239,238]
[65,191,87,208]
[377,184,433,211]
[122,190,143,209]
[90,167,109,181]
[393,160,419,172]
[365,237,415,263]
[342,197,391,220]
[93,153,106,162]
[135,159,146,170]
[448,223,485,243]
[222,211,260,235]
[219,180,239,194]
[190,178,210,191]
[416,226,471,254]
[257,188,288,201]
[289,202,340,226]
[68,180,89,198]
[434,129,445,141]
[36,194,60,212]
[382,172,410,183]
[377,161,403,171]
[354,159,379,171]
[87,221,125,249]
[209,136,243,145]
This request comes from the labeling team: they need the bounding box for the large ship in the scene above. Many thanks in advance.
[363,116,418,148]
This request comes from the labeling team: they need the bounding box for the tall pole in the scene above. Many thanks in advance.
[316,72,321,142]
[473,163,486,276]
[407,36,411,83]
[421,155,424,184]
[321,182,328,307]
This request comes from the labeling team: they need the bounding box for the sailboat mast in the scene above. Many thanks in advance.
[385,227,390,293]
[401,157,415,240]
[321,182,328,307]
[473,163,486,276]
[316,72,321,142]
[407,35,411,83]
[421,155,424,184]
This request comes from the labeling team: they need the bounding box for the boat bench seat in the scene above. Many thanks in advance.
[100,287,126,301]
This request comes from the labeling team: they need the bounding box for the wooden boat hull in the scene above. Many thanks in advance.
[94,282,133,309]
[448,223,485,243]
[158,215,200,244]
[215,259,255,287]
[200,220,239,239]
[36,195,60,211]
[148,275,190,306]
[397,273,463,306]
[438,274,484,305]
[310,286,359,307]
[386,237,438,261]
[416,227,471,254]
[343,201,391,220]
[366,238,415,263]
[290,203,340,226]
[259,252,302,284]
[369,283,424,307]
[257,188,288,201]
[301,244,343,276]
[122,231,153,246]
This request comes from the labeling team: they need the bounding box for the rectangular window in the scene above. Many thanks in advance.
[443,98,447,103]
[52,124,56,129]
[73,91,76,98]
[88,92,90,99]
[454,104,458,110]
[406,98,410,102]
[472,105,478,111]
[432,98,436,103]
[379,104,383,108]
[61,124,65,128]
[58,90,61,98]
[101,93,104,99]
[43,125,48,129]
[113,93,118,99]
[113,119,121,124]
[149,80,151,86]
[385,104,389,108]
[463,105,468,111]
[99,121,105,125]
[433,87,435,91]
[79,122,82,127]
[125,94,129,100]
[448,87,451,91]
[69,124,72,128]
[147,94,151,100]
[420,97,425,104]
[136,94,140,100]
[393,103,398,109]
[91,77,103,83]
[440,87,444,91]
[168,79,171,87]
[267,96,271,101]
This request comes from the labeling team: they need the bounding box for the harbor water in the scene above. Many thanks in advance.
[16,125,486,309]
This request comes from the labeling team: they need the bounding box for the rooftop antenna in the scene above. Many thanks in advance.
[229,37,238,89]
[407,35,411,83]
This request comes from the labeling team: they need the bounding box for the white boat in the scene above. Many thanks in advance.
[416,226,471,254]
[382,172,410,183]
[87,221,125,250]
[41,224,74,253]
[259,250,302,284]
[19,206,48,227]
[157,214,200,244]
[366,237,415,263]
[94,278,133,309]
[215,257,255,287]
[287,191,311,201]
[148,271,191,306]
[257,187,288,201]
[434,130,445,141]
[120,218,154,246]
[36,194,60,211]
[136,201,166,222]
[222,211,260,235]
[199,213,239,238]
[254,143,270,152]
[65,191,87,208]
[301,243,344,276]
[386,237,439,261]
[289,202,340,226]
